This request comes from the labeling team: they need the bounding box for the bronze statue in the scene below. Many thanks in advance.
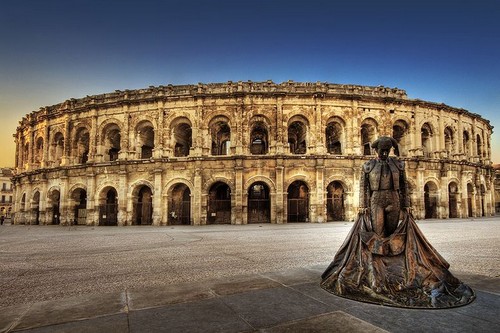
[359,136,410,238]
[321,136,475,308]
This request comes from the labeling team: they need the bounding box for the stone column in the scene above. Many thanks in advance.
[234,158,243,224]
[313,95,324,155]
[86,171,96,225]
[275,96,284,154]
[195,100,205,156]
[118,169,128,225]
[59,172,70,225]
[27,128,34,170]
[314,158,325,222]
[457,113,464,155]
[348,102,359,155]
[438,109,445,156]
[42,124,50,168]
[154,105,165,158]
[62,116,71,166]
[275,158,285,223]
[235,97,244,155]
[413,106,422,156]
[120,105,130,160]
[88,112,98,163]
[152,168,162,225]
[193,161,203,224]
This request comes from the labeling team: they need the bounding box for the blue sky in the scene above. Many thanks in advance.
[1,0,499,166]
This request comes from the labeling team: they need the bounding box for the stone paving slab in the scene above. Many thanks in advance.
[260,311,388,333]
[129,297,253,333]
[2,268,499,332]
[12,314,129,333]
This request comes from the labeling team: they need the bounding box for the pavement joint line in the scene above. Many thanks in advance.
[124,289,131,333]
[215,293,257,332]
[4,303,32,333]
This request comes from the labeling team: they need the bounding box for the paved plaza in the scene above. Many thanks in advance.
[0,217,499,332]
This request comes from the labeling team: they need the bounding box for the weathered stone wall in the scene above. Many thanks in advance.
[12,81,495,225]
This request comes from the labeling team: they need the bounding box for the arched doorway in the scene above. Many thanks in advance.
[421,123,433,157]
[134,186,153,225]
[210,118,231,156]
[208,182,231,224]
[288,121,307,154]
[327,181,345,221]
[247,182,270,223]
[169,184,191,225]
[172,119,192,157]
[326,121,343,154]
[72,189,87,225]
[424,182,438,219]
[287,181,309,222]
[136,121,155,159]
[102,124,121,162]
[360,119,377,156]
[99,187,118,226]
[249,122,268,155]
[467,183,474,217]
[32,191,40,225]
[48,190,61,225]
[448,182,459,218]
[392,120,409,157]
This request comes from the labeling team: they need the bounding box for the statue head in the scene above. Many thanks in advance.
[371,136,399,160]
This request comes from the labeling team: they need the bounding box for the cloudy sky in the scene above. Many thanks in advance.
[1,0,498,166]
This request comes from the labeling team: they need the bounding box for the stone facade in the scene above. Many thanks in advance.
[494,164,500,214]
[0,168,14,219]
[12,81,495,226]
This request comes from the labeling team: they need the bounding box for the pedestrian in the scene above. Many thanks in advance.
[1,216,4,225]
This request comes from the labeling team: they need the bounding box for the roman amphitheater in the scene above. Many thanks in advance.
[12,81,495,226]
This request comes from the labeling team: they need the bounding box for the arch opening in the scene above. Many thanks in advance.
[247,182,270,223]
[169,184,191,225]
[134,186,153,225]
[327,181,345,221]
[287,181,309,222]
[99,187,118,226]
[208,182,231,224]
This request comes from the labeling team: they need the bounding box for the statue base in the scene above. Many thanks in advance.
[321,212,475,309]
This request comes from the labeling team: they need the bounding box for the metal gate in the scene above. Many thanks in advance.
[287,198,308,222]
[75,208,87,225]
[99,204,118,226]
[248,198,270,223]
[208,199,231,224]
[179,200,190,225]
[134,202,152,225]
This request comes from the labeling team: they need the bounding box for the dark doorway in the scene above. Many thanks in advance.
[448,182,458,218]
[169,184,191,225]
[424,182,438,219]
[467,183,474,217]
[134,186,153,225]
[208,182,231,224]
[248,182,270,223]
[50,190,61,225]
[32,191,40,225]
[287,181,309,222]
[73,189,87,225]
[327,181,345,221]
[99,188,118,226]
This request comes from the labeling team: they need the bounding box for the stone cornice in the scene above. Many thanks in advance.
[17,81,492,130]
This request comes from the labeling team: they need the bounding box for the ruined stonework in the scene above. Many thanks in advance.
[12,81,495,226]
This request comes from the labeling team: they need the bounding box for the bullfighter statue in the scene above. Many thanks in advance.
[321,136,475,308]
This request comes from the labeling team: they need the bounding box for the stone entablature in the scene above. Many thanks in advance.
[12,81,495,226]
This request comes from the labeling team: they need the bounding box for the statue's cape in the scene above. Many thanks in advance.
[320,212,475,308]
